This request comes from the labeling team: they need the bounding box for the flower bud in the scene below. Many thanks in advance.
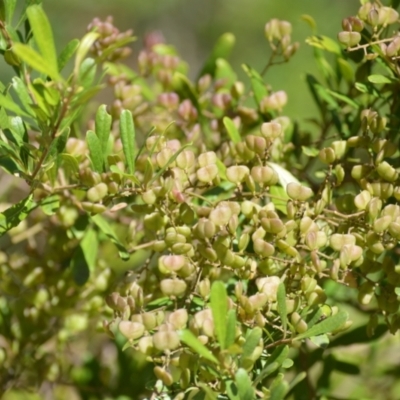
[245,135,267,154]
[118,321,145,340]
[286,182,313,201]
[197,164,218,183]
[253,239,275,258]
[87,182,108,203]
[160,279,187,297]
[153,329,180,351]
[260,122,282,139]
[226,165,250,184]
[337,31,361,47]
[291,312,308,334]
[319,147,336,164]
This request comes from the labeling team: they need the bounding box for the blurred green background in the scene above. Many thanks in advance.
[43,0,357,121]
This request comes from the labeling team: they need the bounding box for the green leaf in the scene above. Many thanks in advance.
[269,185,289,214]
[74,31,99,74]
[12,43,60,81]
[0,194,36,236]
[310,334,330,348]
[215,58,237,88]
[78,57,97,88]
[178,330,218,364]
[80,228,98,272]
[216,158,228,181]
[305,35,341,54]
[287,371,307,393]
[225,309,237,349]
[269,374,288,400]
[90,215,130,260]
[330,323,387,347]
[71,245,89,285]
[26,5,58,74]
[11,77,34,116]
[172,71,199,108]
[294,311,348,340]
[119,109,136,175]
[58,38,79,72]
[337,58,355,83]
[199,32,235,78]
[210,281,228,349]
[0,92,31,118]
[241,327,262,361]
[277,283,288,337]
[242,64,267,105]
[223,116,241,143]
[254,345,289,385]
[268,162,300,187]
[235,368,255,400]
[0,0,17,24]
[198,383,218,400]
[226,380,241,400]
[302,146,319,157]
[95,104,112,158]
[86,130,103,173]
[368,74,392,84]
[326,89,359,109]
[39,195,59,216]
[60,153,79,177]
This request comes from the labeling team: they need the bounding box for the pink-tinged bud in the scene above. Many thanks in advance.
[337,31,361,47]
[178,99,198,121]
[158,92,179,109]
[260,91,288,112]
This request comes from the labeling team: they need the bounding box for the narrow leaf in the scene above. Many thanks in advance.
[86,130,103,173]
[58,38,79,71]
[302,146,319,157]
[277,283,288,337]
[120,109,136,175]
[0,92,31,118]
[198,384,218,400]
[267,162,300,187]
[368,74,392,84]
[305,35,341,54]
[242,64,267,105]
[11,77,34,116]
[80,228,98,271]
[199,32,235,78]
[12,43,60,81]
[287,371,307,393]
[225,309,237,349]
[74,31,99,74]
[71,245,90,285]
[178,330,218,364]
[0,194,36,236]
[95,104,112,158]
[210,281,228,349]
[26,5,58,73]
[223,116,241,143]
[235,368,255,400]
[294,311,348,340]
[0,0,16,24]
[241,327,262,360]
[90,215,130,260]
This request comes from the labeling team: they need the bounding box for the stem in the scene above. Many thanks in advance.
[128,240,156,253]
[30,92,72,182]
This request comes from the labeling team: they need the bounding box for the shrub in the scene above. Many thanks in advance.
[0,1,400,399]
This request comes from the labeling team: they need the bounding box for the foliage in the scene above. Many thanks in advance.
[0,0,400,399]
